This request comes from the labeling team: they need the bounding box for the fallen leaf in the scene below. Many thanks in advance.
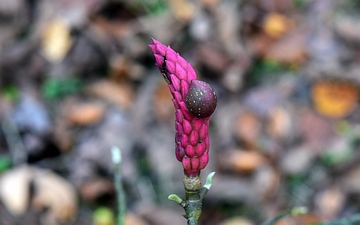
[41,19,72,62]
[168,0,195,22]
[109,55,146,82]
[200,0,220,7]
[334,16,360,44]
[265,31,308,64]
[153,81,174,122]
[280,145,315,175]
[294,213,323,225]
[31,168,78,225]
[125,212,149,225]
[219,217,254,225]
[196,42,229,72]
[253,164,280,199]
[53,116,73,152]
[249,33,274,57]
[80,178,114,203]
[235,111,262,149]
[0,165,33,215]
[297,108,337,152]
[67,102,105,126]
[267,106,292,140]
[86,80,133,109]
[262,13,293,39]
[315,186,345,217]
[221,149,264,173]
[312,79,359,118]
[340,165,360,193]
[0,165,78,225]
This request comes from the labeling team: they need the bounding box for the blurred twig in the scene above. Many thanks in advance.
[1,115,26,165]
[314,214,360,225]
[111,146,126,225]
[260,207,307,225]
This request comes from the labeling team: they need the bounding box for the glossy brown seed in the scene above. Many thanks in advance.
[185,80,217,118]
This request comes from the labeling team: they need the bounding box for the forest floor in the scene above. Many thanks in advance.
[1,0,360,225]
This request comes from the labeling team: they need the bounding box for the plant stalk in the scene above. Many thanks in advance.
[184,188,202,225]
[111,147,126,225]
[315,214,360,225]
[169,172,215,225]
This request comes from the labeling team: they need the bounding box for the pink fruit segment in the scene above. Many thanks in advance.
[189,131,199,146]
[182,157,191,171]
[186,145,195,157]
[149,39,216,176]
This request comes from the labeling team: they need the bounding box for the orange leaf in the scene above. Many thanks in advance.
[312,80,359,118]
[262,13,293,39]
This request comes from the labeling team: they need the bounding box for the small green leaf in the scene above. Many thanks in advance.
[321,149,353,166]
[93,207,115,225]
[0,156,12,172]
[261,206,307,225]
[2,85,20,102]
[42,77,83,100]
[168,194,183,204]
[293,0,307,9]
[291,206,308,216]
[204,172,215,190]
[136,0,168,15]
[111,146,122,164]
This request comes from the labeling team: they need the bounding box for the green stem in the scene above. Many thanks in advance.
[111,146,126,225]
[169,172,215,225]
[184,189,202,225]
[260,207,307,225]
[314,214,360,225]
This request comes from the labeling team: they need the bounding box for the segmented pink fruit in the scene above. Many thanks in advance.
[149,39,217,176]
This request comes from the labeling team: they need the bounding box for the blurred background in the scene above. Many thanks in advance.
[1,0,360,224]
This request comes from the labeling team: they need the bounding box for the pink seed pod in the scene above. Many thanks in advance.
[149,39,216,176]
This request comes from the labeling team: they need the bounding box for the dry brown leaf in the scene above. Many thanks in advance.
[265,31,308,64]
[222,149,264,173]
[168,0,195,22]
[67,102,105,126]
[253,164,280,199]
[125,212,149,225]
[235,111,262,148]
[281,146,315,175]
[248,33,274,57]
[110,55,146,82]
[316,186,345,217]
[87,80,133,109]
[297,109,336,152]
[312,79,359,118]
[153,81,174,122]
[219,217,254,225]
[267,106,292,140]
[0,165,78,225]
[294,213,324,225]
[197,42,229,72]
[199,0,220,7]
[0,165,33,215]
[80,178,114,203]
[53,116,73,152]
[274,217,298,225]
[32,168,78,225]
[262,13,293,39]
[256,0,295,12]
[334,16,360,44]
[340,165,360,193]
[41,19,72,62]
